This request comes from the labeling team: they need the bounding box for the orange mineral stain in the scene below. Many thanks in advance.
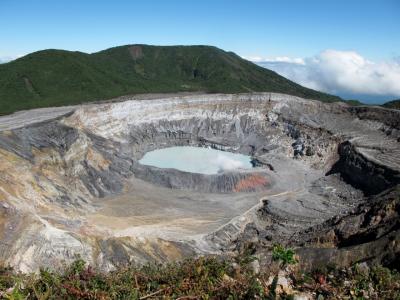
[233,174,268,192]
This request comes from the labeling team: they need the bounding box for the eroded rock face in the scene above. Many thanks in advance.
[328,141,400,195]
[0,93,399,272]
[292,186,400,271]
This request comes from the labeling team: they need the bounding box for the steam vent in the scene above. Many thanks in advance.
[0,93,399,272]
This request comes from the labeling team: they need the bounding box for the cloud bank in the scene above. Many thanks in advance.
[246,50,400,100]
[0,55,21,64]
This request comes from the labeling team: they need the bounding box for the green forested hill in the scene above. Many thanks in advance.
[382,99,400,110]
[0,45,341,114]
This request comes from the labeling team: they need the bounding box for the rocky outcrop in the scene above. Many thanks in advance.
[292,186,400,270]
[327,141,400,195]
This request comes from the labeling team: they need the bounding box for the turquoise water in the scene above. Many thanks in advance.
[139,146,252,175]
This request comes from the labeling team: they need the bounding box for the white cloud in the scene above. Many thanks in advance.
[0,55,21,64]
[249,50,400,98]
[243,55,304,65]
[265,56,305,65]
[242,56,265,62]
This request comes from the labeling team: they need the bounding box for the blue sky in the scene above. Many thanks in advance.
[1,0,399,102]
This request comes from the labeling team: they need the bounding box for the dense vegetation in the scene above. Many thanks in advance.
[0,45,341,115]
[1,251,399,299]
[382,99,400,110]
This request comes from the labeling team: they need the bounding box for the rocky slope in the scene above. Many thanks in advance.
[0,93,398,272]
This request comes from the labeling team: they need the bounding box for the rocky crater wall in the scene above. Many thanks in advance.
[327,141,400,195]
[0,93,399,272]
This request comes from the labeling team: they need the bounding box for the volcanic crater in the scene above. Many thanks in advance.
[0,93,399,272]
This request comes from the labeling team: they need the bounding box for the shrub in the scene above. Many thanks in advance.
[0,255,399,299]
[272,244,298,266]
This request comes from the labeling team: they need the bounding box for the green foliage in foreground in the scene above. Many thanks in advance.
[1,253,399,299]
[0,256,265,300]
[0,45,342,115]
[272,244,298,266]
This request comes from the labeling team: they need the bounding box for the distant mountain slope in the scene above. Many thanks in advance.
[0,45,341,115]
[382,99,400,110]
